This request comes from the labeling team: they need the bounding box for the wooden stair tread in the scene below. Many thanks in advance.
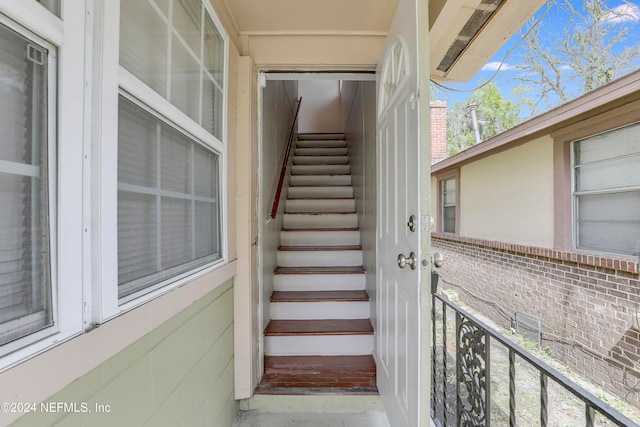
[278,245,361,251]
[284,211,356,215]
[271,290,369,302]
[292,173,350,176]
[255,355,377,395]
[274,266,365,274]
[286,197,354,201]
[264,319,373,336]
[281,227,359,232]
[289,184,353,187]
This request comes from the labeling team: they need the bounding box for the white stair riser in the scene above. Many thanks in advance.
[296,140,346,148]
[264,335,373,356]
[288,186,354,199]
[294,156,349,165]
[284,213,357,229]
[277,250,363,267]
[295,148,348,156]
[274,274,366,291]
[292,164,350,175]
[280,230,360,247]
[290,175,351,186]
[271,301,370,320]
[286,199,355,213]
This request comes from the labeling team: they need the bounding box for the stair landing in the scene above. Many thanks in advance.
[255,355,377,395]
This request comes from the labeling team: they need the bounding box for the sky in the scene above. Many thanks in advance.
[432,0,640,118]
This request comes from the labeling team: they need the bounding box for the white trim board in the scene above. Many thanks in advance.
[264,72,376,81]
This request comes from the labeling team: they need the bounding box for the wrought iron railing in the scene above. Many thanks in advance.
[431,290,638,427]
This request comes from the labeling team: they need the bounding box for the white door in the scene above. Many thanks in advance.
[376,0,430,425]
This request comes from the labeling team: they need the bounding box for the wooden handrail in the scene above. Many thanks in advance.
[270,97,302,220]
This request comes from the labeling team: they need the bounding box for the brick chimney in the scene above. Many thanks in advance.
[430,101,447,162]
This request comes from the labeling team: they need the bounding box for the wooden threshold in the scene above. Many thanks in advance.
[274,266,365,274]
[255,355,377,395]
[264,319,373,336]
[270,290,369,302]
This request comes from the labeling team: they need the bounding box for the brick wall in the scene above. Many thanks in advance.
[430,101,447,162]
[432,232,640,408]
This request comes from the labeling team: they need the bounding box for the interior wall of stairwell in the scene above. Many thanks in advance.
[298,80,343,133]
[260,79,299,329]
[341,80,379,328]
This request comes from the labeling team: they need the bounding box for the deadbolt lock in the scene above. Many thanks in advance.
[407,215,417,232]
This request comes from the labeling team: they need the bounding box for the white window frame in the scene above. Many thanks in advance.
[0,1,85,370]
[571,123,640,257]
[441,177,456,233]
[94,0,229,321]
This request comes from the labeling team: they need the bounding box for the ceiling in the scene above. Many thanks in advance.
[224,0,398,33]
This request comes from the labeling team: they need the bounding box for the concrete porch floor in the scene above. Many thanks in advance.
[232,411,391,427]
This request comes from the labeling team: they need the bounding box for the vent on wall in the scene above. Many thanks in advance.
[516,312,541,348]
[436,0,505,73]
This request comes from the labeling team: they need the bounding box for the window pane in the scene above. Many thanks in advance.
[161,196,193,268]
[118,101,158,188]
[120,0,169,97]
[575,154,640,192]
[120,0,225,140]
[37,0,60,18]
[194,143,216,197]
[575,123,640,164]
[173,0,201,57]
[202,77,223,139]
[118,191,158,285]
[161,125,192,193]
[577,191,640,256]
[170,36,200,125]
[443,206,456,233]
[0,24,52,345]
[195,201,218,258]
[117,96,221,298]
[204,15,224,84]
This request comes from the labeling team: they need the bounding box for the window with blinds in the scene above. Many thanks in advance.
[573,123,640,256]
[0,24,53,346]
[117,98,221,298]
[119,0,225,140]
[442,178,456,233]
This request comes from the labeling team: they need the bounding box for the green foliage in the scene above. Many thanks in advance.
[446,82,521,155]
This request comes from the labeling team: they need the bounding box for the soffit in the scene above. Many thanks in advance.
[222,0,545,81]
[223,0,398,33]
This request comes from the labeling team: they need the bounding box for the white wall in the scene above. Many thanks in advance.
[298,80,342,133]
[342,80,378,328]
[260,80,298,329]
[459,136,555,247]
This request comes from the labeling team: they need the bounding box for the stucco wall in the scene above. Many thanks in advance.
[459,136,554,247]
[10,282,237,427]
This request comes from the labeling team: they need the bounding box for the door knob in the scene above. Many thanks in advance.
[432,252,444,268]
[397,252,417,270]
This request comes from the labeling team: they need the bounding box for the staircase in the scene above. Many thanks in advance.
[258,133,377,395]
